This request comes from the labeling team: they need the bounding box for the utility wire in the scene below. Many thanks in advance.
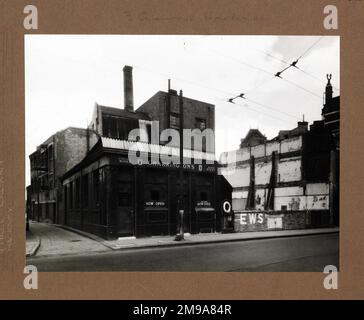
[133,64,236,97]
[296,68,340,91]
[255,49,290,65]
[298,37,324,60]
[95,48,324,118]
[134,63,301,121]
[279,77,322,99]
[245,97,301,120]
[245,76,275,95]
[273,37,324,78]
[134,63,303,121]
[261,38,339,91]
[137,61,313,118]
[208,48,274,77]
[227,37,328,103]
[217,98,297,126]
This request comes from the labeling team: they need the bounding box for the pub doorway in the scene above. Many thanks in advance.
[116,181,134,237]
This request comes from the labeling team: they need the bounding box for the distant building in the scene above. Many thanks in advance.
[322,74,340,148]
[322,74,340,226]
[27,127,98,223]
[220,75,339,232]
[138,88,215,152]
[239,129,267,148]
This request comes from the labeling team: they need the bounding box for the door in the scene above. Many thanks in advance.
[116,181,134,237]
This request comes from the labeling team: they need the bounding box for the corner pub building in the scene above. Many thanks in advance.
[59,66,232,239]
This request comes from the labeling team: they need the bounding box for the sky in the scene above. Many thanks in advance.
[25,35,340,187]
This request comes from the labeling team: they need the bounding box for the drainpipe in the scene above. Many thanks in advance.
[329,149,337,226]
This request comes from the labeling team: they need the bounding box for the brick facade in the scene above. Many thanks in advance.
[28,127,98,223]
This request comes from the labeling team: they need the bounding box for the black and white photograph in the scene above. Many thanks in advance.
[25,35,340,272]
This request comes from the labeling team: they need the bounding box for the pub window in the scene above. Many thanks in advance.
[150,190,160,201]
[200,191,208,201]
[92,170,100,205]
[144,183,167,205]
[195,118,207,131]
[82,174,89,208]
[170,113,180,129]
[75,178,80,208]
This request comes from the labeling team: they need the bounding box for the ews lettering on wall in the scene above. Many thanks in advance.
[239,213,264,225]
[237,212,284,230]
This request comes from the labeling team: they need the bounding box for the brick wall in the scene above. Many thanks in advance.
[137,91,215,132]
[55,128,98,224]
[233,210,329,232]
[29,127,98,224]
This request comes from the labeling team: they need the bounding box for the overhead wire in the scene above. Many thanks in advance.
[216,98,297,126]
[135,64,297,122]
[226,37,329,103]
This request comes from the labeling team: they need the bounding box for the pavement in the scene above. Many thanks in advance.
[25,229,40,257]
[26,221,109,258]
[26,221,339,259]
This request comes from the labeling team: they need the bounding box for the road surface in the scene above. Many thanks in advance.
[27,233,339,272]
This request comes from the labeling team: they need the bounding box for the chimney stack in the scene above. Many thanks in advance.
[123,65,134,112]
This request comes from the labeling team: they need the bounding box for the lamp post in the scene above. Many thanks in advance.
[175,89,184,241]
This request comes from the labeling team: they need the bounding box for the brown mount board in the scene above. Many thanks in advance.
[0,0,362,300]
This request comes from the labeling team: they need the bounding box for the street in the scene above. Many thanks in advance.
[27,233,339,272]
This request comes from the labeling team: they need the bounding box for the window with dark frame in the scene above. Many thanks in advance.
[200,191,208,201]
[102,116,110,136]
[144,183,167,206]
[195,117,207,131]
[150,189,160,201]
[170,113,180,129]
[145,123,152,143]
[110,117,117,138]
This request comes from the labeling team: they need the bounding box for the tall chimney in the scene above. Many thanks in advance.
[123,65,134,112]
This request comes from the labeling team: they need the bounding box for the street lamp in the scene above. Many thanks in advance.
[175,89,184,241]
